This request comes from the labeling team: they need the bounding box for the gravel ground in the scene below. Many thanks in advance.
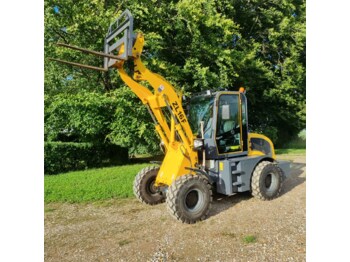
[45,155,306,262]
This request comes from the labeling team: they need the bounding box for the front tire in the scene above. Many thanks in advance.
[166,175,212,224]
[133,166,165,205]
[251,161,283,200]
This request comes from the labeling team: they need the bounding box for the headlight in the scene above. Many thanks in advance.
[193,138,204,151]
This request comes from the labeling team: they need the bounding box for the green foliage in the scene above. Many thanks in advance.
[44,0,117,94]
[45,0,306,151]
[242,235,257,244]
[44,142,128,174]
[108,87,160,155]
[44,163,150,202]
[44,89,159,154]
[233,0,306,146]
[45,92,117,142]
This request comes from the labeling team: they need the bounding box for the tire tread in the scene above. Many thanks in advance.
[251,161,283,200]
[166,175,212,224]
[133,166,165,205]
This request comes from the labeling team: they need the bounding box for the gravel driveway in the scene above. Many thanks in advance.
[45,155,306,261]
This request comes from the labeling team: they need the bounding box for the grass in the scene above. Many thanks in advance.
[44,163,150,203]
[275,148,306,155]
[242,235,257,244]
[45,148,304,203]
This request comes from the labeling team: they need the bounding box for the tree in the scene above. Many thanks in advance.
[44,0,306,150]
[107,87,160,155]
[227,0,306,145]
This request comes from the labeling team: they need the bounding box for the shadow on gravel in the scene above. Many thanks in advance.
[209,192,253,217]
[208,161,306,218]
[280,162,306,196]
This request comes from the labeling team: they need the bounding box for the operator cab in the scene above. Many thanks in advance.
[188,91,248,160]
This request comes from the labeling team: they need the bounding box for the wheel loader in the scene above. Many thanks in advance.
[51,9,290,224]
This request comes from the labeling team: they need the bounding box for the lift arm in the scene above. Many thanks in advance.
[114,32,199,186]
[50,9,199,186]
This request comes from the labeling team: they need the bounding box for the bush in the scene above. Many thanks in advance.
[44,92,117,143]
[44,142,128,174]
[45,90,161,155]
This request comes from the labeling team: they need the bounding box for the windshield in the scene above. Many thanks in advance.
[188,96,214,138]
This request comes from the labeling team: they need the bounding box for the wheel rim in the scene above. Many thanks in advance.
[265,174,272,188]
[184,188,204,212]
[147,179,158,195]
[265,173,278,193]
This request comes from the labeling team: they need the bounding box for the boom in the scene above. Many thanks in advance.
[52,9,199,186]
[115,33,199,186]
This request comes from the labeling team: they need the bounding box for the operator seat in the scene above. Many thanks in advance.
[223,120,235,133]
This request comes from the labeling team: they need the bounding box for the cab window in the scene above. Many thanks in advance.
[216,94,241,154]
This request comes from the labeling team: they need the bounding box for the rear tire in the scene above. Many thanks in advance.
[251,161,283,200]
[166,175,212,224]
[133,166,165,205]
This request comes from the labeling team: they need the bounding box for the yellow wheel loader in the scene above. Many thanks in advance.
[52,9,290,224]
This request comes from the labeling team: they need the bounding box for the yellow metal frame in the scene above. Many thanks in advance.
[114,33,197,186]
[247,133,276,160]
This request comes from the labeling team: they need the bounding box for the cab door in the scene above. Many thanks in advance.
[215,93,248,155]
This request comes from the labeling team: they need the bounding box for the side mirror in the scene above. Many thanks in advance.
[221,105,230,120]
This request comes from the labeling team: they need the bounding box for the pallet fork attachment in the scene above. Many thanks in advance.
[49,58,108,72]
[50,9,134,71]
